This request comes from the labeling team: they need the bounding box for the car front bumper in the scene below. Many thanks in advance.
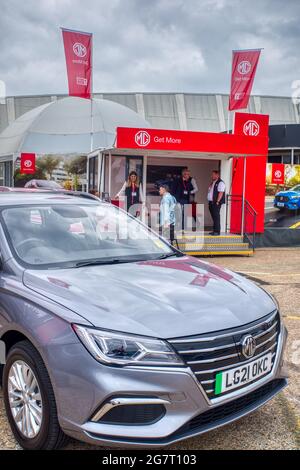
[274,200,300,210]
[49,323,288,448]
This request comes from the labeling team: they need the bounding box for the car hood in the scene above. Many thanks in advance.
[23,256,276,339]
[276,190,299,197]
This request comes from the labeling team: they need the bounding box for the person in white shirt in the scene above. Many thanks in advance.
[207,170,226,236]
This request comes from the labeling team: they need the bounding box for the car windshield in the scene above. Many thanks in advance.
[1,203,175,269]
[291,185,300,192]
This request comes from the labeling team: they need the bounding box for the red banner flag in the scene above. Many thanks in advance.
[20,153,36,174]
[229,49,261,111]
[271,164,285,185]
[62,28,92,99]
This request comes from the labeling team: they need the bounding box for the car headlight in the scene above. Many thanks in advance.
[291,195,300,199]
[73,324,184,366]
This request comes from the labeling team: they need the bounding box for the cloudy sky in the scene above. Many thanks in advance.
[1,0,299,97]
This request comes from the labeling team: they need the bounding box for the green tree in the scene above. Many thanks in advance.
[64,156,86,176]
[36,155,61,179]
[63,156,87,190]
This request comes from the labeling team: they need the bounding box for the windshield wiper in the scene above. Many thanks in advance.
[155,252,182,260]
[74,252,182,267]
[74,258,123,268]
[74,256,154,268]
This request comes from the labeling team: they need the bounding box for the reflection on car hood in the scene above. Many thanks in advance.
[23,256,275,338]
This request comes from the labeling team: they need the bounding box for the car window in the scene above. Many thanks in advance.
[1,203,173,268]
[291,185,300,192]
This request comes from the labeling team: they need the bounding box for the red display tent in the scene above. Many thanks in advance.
[112,112,269,235]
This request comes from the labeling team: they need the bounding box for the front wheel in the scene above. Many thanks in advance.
[3,340,68,450]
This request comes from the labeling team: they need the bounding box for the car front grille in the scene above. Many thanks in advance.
[169,311,280,400]
[275,196,289,202]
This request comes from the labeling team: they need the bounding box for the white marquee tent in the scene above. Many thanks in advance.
[0,96,150,159]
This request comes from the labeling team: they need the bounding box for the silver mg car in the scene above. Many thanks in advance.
[0,192,288,449]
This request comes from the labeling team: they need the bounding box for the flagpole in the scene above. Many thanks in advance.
[90,33,94,153]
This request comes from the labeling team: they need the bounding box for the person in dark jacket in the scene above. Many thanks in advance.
[115,171,144,216]
[207,170,226,236]
[173,168,198,229]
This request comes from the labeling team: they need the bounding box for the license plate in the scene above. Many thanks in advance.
[277,202,285,207]
[214,353,273,395]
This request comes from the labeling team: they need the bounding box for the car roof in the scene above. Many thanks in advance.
[0,190,101,207]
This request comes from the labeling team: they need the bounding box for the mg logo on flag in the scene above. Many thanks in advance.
[20,153,35,174]
[275,170,282,179]
[24,159,33,168]
[243,120,260,136]
[237,60,251,75]
[73,42,87,58]
[135,130,150,147]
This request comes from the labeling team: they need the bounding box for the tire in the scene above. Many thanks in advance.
[2,340,68,450]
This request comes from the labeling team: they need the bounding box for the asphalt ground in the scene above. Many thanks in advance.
[0,248,299,450]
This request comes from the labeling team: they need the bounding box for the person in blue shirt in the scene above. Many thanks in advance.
[159,184,177,244]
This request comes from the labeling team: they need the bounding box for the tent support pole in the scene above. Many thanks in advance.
[241,156,247,237]
[12,154,15,187]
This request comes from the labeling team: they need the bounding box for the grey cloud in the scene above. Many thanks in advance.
[0,0,299,96]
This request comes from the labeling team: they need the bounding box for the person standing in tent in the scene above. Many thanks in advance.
[159,183,177,245]
[173,167,198,229]
[207,169,226,236]
[115,171,144,217]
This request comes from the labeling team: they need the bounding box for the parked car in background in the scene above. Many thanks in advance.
[24,179,62,190]
[274,184,300,210]
[0,192,288,450]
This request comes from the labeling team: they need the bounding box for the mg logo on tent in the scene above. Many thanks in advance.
[135,130,151,147]
[243,120,260,136]
[237,60,251,75]
[73,42,87,58]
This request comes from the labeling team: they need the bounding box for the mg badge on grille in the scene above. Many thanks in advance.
[241,335,257,359]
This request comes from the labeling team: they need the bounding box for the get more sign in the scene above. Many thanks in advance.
[116,126,269,156]
[134,130,182,148]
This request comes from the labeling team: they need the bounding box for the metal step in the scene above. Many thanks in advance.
[175,231,252,257]
[177,233,244,244]
[178,238,245,245]
[178,242,249,250]
[184,250,253,257]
